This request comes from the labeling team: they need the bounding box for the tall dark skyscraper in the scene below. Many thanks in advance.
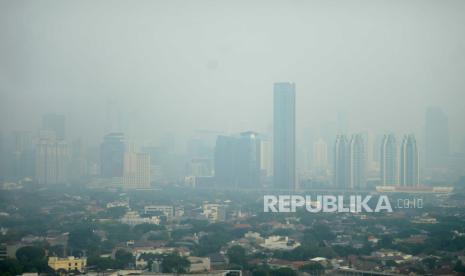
[101,132,125,178]
[400,135,420,187]
[425,107,449,169]
[273,82,296,190]
[42,113,66,140]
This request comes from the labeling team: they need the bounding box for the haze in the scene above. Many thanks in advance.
[1,0,465,151]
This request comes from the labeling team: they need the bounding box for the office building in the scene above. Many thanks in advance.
[380,134,397,185]
[273,82,296,190]
[101,132,125,178]
[349,134,366,189]
[214,132,262,188]
[400,135,420,187]
[334,135,349,188]
[35,136,70,185]
[123,150,151,189]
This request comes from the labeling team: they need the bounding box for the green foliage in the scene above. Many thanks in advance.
[15,246,48,273]
[115,250,134,268]
[227,245,247,268]
[0,258,23,276]
[299,262,324,273]
[161,253,190,273]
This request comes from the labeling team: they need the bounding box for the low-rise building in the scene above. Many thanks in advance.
[48,256,87,272]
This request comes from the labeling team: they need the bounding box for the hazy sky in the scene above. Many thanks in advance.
[1,0,464,150]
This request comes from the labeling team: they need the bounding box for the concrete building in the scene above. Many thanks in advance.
[123,150,151,189]
[334,135,349,188]
[273,82,296,190]
[400,135,420,187]
[203,203,226,222]
[35,136,70,185]
[349,134,366,189]
[380,134,397,185]
[48,256,87,273]
[101,132,125,178]
[214,132,263,188]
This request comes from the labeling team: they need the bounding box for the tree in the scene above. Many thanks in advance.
[270,267,297,276]
[15,246,48,272]
[299,262,325,275]
[227,246,247,268]
[0,258,23,276]
[115,250,134,269]
[161,253,190,273]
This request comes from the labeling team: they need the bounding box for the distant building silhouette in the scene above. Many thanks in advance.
[334,134,349,188]
[425,107,449,169]
[35,134,69,185]
[400,135,420,187]
[380,134,398,185]
[214,132,263,188]
[273,82,296,190]
[42,113,66,140]
[313,139,328,171]
[349,134,366,189]
[123,149,151,189]
[101,132,125,178]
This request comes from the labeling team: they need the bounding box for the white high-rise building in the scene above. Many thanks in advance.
[123,150,151,189]
[35,136,70,185]
[334,135,349,188]
[349,134,366,189]
[380,134,397,185]
[260,139,273,177]
[400,135,420,187]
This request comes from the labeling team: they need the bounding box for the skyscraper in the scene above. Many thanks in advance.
[273,82,296,190]
[425,107,449,169]
[123,150,151,189]
[400,135,420,187]
[101,133,125,178]
[42,113,66,140]
[35,136,70,185]
[380,134,397,185]
[214,132,262,188]
[349,134,366,189]
[334,134,349,188]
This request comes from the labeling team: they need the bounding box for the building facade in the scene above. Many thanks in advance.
[273,82,296,190]
[380,134,397,185]
[400,135,420,187]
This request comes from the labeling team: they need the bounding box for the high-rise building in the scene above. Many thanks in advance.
[42,113,66,140]
[101,133,125,178]
[273,82,296,190]
[349,134,366,189]
[425,107,449,169]
[214,132,262,188]
[123,150,151,189]
[400,135,420,187]
[313,139,328,171]
[35,136,70,185]
[259,138,273,178]
[380,134,397,185]
[12,131,34,178]
[334,135,349,188]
